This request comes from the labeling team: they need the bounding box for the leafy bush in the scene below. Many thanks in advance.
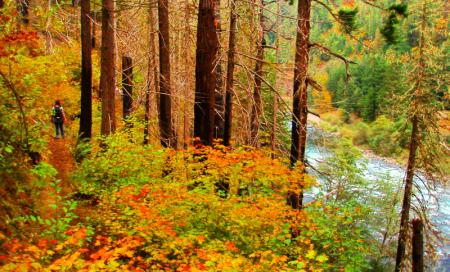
[1,134,376,271]
[352,122,370,145]
[367,115,410,157]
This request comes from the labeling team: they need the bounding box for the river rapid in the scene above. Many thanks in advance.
[303,125,449,271]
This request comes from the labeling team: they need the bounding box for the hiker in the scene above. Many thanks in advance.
[51,100,66,139]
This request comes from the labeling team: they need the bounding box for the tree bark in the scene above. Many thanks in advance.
[121,55,133,119]
[412,218,424,272]
[182,0,191,148]
[213,0,224,140]
[91,11,96,49]
[194,0,219,146]
[250,0,265,147]
[395,116,419,272]
[100,0,116,135]
[289,0,311,209]
[144,4,158,145]
[214,61,225,139]
[290,0,310,167]
[223,0,237,146]
[396,2,427,268]
[271,0,281,158]
[158,0,175,148]
[79,0,92,139]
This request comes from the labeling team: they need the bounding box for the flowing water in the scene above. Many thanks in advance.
[304,125,449,271]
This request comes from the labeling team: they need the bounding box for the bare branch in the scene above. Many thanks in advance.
[309,42,355,81]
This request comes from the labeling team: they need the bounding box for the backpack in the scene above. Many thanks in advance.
[53,106,63,123]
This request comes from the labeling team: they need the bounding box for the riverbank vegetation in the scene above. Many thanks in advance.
[317,110,450,176]
[0,0,448,271]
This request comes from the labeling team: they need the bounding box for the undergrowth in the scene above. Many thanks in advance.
[0,132,373,271]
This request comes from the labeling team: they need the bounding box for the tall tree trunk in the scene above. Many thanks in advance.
[289,0,311,209]
[100,0,116,135]
[92,11,96,49]
[183,0,191,148]
[0,0,4,8]
[250,0,264,147]
[213,0,224,140]
[412,218,424,272]
[271,0,280,158]
[395,2,427,268]
[144,4,158,145]
[395,116,420,272]
[18,0,29,24]
[223,0,237,146]
[79,0,92,139]
[158,0,175,148]
[271,95,278,156]
[121,55,133,119]
[194,0,219,146]
[214,61,225,139]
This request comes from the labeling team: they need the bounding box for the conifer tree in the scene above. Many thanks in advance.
[395,1,446,270]
[158,0,176,148]
[79,0,92,139]
[100,0,117,135]
[194,0,219,145]
[223,0,237,146]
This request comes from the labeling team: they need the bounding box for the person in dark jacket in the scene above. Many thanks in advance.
[51,100,66,139]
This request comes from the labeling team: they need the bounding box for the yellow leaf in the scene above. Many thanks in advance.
[305,249,316,259]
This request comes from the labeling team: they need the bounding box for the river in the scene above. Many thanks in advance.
[303,124,449,271]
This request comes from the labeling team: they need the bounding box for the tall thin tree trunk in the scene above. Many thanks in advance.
[223,0,237,146]
[271,0,280,158]
[158,0,175,148]
[250,0,264,147]
[144,3,158,145]
[121,55,133,119]
[395,2,427,268]
[271,96,278,156]
[194,0,219,146]
[183,0,191,148]
[92,11,96,49]
[79,0,92,139]
[213,0,224,140]
[412,218,424,272]
[395,116,420,272]
[214,62,225,139]
[0,0,4,8]
[144,69,151,145]
[100,0,116,135]
[289,0,311,209]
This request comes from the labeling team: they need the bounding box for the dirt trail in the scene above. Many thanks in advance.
[38,138,76,218]
[48,138,76,192]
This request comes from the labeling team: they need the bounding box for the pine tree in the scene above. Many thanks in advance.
[395,1,447,270]
[250,0,265,147]
[158,0,176,148]
[100,0,117,135]
[288,0,311,209]
[79,0,92,139]
[121,56,133,120]
[223,0,237,146]
[194,0,219,145]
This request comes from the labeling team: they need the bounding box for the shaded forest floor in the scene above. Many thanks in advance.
[48,138,76,193]
[36,138,76,219]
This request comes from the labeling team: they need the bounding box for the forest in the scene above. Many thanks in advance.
[0,0,449,270]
